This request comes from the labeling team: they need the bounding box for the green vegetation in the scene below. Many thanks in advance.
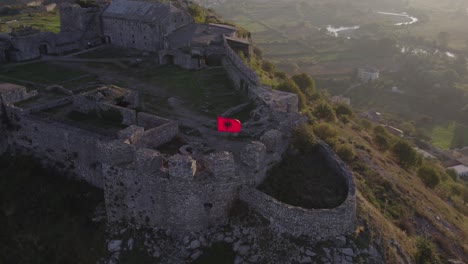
[335,143,356,162]
[0,10,60,33]
[276,80,306,110]
[415,237,440,264]
[0,62,98,90]
[0,154,106,263]
[187,4,206,24]
[141,65,245,117]
[314,101,336,122]
[426,121,468,150]
[417,166,441,189]
[391,140,421,169]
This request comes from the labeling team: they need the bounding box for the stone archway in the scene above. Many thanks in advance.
[39,43,48,55]
[163,54,175,65]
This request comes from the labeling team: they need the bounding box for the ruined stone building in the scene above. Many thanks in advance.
[0,0,247,67]
[0,0,356,240]
[101,0,192,51]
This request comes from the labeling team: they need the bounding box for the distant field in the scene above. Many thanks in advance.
[428,121,468,150]
[212,0,468,75]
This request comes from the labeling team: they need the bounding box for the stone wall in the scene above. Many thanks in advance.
[221,37,298,113]
[101,146,242,233]
[102,17,163,52]
[136,112,171,129]
[0,84,37,104]
[8,113,111,188]
[239,142,356,239]
[135,121,179,149]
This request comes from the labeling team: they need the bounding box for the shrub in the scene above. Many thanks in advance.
[374,133,391,151]
[274,71,287,80]
[293,124,318,153]
[334,103,353,117]
[291,73,316,98]
[314,123,338,145]
[261,61,276,73]
[417,166,440,188]
[415,237,440,264]
[446,169,458,181]
[335,144,356,162]
[187,4,206,23]
[314,101,336,122]
[392,140,421,169]
[276,80,307,111]
[361,119,373,131]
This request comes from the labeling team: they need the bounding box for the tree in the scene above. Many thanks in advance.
[292,73,316,98]
[392,140,421,169]
[417,166,440,188]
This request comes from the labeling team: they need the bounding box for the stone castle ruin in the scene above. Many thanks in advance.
[0,0,356,241]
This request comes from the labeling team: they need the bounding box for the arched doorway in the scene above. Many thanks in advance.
[163,54,174,65]
[39,43,48,55]
[104,36,111,44]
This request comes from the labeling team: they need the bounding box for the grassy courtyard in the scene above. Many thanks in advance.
[141,65,247,118]
[0,62,98,90]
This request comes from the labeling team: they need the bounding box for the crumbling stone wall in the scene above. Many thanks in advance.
[134,121,179,149]
[239,142,356,239]
[8,113,110,188]
[100,143,242,233]
[0,84,37,104]
[222,37,298,113]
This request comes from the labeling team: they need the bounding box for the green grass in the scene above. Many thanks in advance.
[0,11,60,33]
[428,121,468,150]
[141,65,247,117]
[0,154,106,263]
[1,62,97,90]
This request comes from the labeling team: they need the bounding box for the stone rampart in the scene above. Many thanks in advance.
[223,38,259,85]
[9,114,112,188]
[137,112,171,129]
[239,141,356,239]
[135,121,179,149]
[25,97,72,113]
[222,37,298,113]
[102,148,242,233]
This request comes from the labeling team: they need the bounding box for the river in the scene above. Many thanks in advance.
[326,11,419,37]
[376,11,419,26]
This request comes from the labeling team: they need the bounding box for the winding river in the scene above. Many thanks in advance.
[376,11,419,26]
[326,11,419,37]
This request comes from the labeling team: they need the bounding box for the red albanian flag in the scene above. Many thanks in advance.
[217,117,242,133]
